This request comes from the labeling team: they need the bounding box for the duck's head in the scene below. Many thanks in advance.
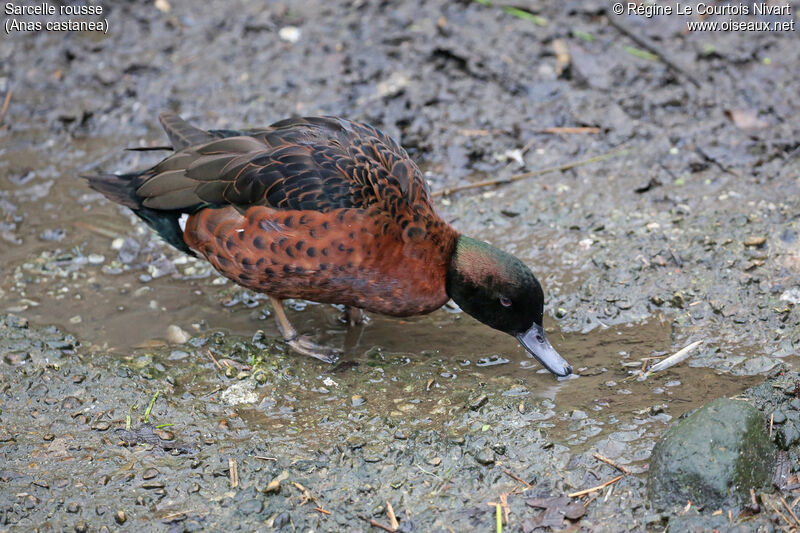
[445,235,572,377]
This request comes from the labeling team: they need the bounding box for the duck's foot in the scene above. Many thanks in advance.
[270,295,341,364]
[286,335,341,364]
[341,306,368,326]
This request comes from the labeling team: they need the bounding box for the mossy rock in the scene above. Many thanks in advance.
[648,398,775,509]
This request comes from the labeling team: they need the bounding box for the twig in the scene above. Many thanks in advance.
[648,340,703,373]
[292,481,316,505]
[605,11,701,87]
[568,475,624,498]
[386,501,399,530]
[207,349,223,370]
[416,464,442,480]
[359,515,396,532]
[592,453,632,475]
[74,221,120,239]
[503,469,532,488]
[314,506,331,515]
[0,88,12,126]
[255,455,277,461]
[780,495,800,526]
[499,492,510,524]
[766,497,793,527]
[433,145,629,197]
[228,457,239,488]
[770,413,774,439]
[535,127,601,134]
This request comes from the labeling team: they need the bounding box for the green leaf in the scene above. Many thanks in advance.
[501,6,547,25]
[144,390,160,424]
[574,30,594,41]
[623,45,658,61]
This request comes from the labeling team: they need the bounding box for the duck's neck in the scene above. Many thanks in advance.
[447,236,508,289]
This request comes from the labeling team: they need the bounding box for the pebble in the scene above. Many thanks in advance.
[92,421,111,431]
[278,26,301,43]
[114,510,126,524]
[88,254,105,265]
[772,410,787,424]
[475,449,495,465]
[351,395,366,407]
[239,499,263,515]
[743,236,766,247]
[469,394,488,410]
[165,325,191,344]
[142,468,159,480]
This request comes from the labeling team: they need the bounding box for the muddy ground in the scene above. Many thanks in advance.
[1,0,799,531]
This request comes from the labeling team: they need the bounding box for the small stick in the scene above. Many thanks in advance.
[780,495,800,526]
[592,453,632,475]
[228,457,239,488]
[255,455,277,461]
[386,501,399,530]
[359,516,396,532]
[314,507,331,515]
[536,127,601,134]
[648,341,703,373]
[432,146,629,197]
[292,481,316,505]
[0,88,11,125]
[766,498,793,527]
[495,503,502,533]
[499,492,510,523]
[503,469,532,488]
[74,221,121,239]
[568,475,624,498]
[605,10,701,87]
[770,413,774,439]
[207,349,223,370]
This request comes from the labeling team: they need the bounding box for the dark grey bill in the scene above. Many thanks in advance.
[517,324,572,377]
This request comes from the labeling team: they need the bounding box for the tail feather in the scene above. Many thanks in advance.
[83,172,142,209]
[159,112,216,150]
[82,172,191,254]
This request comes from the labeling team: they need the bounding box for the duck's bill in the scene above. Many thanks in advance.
[517,324,572,377]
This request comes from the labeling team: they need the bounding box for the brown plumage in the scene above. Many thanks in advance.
[84,113,573,376]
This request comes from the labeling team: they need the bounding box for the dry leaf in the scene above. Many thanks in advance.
[725,109,768,130]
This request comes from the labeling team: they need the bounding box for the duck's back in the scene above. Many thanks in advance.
[89,114,458,316]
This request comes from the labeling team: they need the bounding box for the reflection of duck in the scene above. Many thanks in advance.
[85,113,570,376]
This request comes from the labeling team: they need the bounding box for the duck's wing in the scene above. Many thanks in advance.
[135,115,431,216]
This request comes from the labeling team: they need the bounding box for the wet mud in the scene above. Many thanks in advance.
[1,0,799,531]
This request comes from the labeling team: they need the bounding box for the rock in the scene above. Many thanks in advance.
[647,398,775,509]
[165,325,191,344]
[221,381,258,405]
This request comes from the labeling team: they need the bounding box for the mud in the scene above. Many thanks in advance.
[1,0,799,531]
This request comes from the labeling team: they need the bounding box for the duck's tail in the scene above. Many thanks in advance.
[82,172,192,254]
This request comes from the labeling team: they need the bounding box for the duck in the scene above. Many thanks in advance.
[84,113,572,376]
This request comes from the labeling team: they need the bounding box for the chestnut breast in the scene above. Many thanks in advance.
[184,204,458,317]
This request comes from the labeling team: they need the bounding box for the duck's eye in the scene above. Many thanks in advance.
[499,296,512,307]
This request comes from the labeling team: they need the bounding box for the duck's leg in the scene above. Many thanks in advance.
[269,296,341,363]
[341,306,368,326]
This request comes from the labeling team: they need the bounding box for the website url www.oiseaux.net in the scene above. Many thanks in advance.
[686,18,796,31]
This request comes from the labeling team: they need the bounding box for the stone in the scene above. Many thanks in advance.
[647,398,775,509]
